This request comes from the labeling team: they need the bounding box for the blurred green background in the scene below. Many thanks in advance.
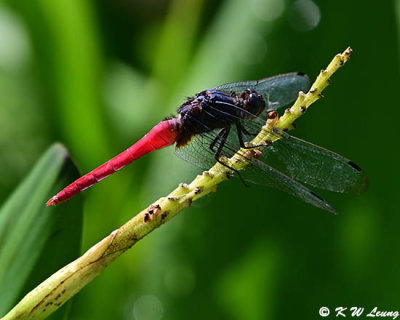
[0,0,399,319]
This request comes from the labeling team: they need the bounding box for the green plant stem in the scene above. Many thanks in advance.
[1,47,352,320]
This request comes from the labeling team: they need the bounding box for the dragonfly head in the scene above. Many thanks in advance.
[242,89,265,116]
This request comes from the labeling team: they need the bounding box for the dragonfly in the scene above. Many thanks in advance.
[47,72,368,213]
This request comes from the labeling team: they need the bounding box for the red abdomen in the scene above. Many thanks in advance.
[47,119,181,206]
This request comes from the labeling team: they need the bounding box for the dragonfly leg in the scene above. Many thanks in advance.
[213,127,249,187]
[236,123,271,149]
[238,123,258,136]
[209,128,226,152]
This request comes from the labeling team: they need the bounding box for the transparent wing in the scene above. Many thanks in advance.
[259,135,369,194]
[174,129,336,214]
[245,158,336,214]
[174,133,220,170]
[198,99,368,194]
[174,126,249,170]
[212,72,310,111]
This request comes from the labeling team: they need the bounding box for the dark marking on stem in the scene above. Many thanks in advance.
[285,108,291,113]
[161,211,169,220]
[264,140,272,147]
[318,93,324,99]
[144,213,150,223]
[283,128,289,132]
[291,122,297,129]
[62,289,66,294]
[327,78,332,84]
[300,106,306,113]
[339,60,344,65]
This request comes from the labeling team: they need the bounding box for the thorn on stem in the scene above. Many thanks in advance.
[267,111,278,119]
[203,171,214,178]
[194,187,203,195]
[244,149,262,160]
[148,204,161,215]
[345,47,353,55]
[267,111,279,126]
[144,204,162,222]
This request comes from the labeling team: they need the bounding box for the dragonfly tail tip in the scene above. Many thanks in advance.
[46,196,59,207]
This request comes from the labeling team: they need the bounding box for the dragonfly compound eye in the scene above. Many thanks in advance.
[245,91,266,116]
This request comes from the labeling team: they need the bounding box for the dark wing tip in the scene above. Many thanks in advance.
[346,161,369,194]
[347,160,362,172]
[309,190,324,201]
[309,190,337,214]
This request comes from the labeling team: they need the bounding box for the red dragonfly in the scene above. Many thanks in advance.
[47,73,368,213]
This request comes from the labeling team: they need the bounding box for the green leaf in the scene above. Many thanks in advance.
[0,143,83,317]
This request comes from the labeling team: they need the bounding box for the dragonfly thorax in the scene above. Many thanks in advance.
[175,89,265,147]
